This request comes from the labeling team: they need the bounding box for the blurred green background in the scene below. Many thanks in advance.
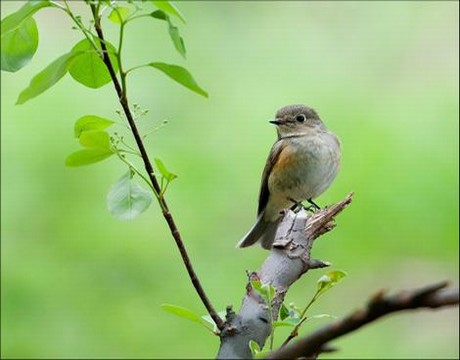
[1,1,458,358]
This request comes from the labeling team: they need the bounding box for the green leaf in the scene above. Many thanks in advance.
[68,38,119,89]
[108,6,131,24]
[154,157,177,182]
[249,339,261,355]
[147,62,208,97]
[150,9,168,20]
[1,17,38,72]
[79,130,111,150]
[279,303,290,321]
[161,303,203,325]
[316,270,347,298]
[16,50,80,104]
[107,171,153,220]
[1,0,52,72]
[74,115,114,138]
[150,10,186,58]
[168,23,186,58]
[151,1,185,23]
[262,283,275,300]
[65,148,114,167]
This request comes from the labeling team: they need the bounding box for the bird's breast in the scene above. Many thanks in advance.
[268,132,340,201]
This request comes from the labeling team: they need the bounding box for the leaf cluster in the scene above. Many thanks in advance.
[1,0,205,221]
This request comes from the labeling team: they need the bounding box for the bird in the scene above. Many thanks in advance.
[237,104,341,249]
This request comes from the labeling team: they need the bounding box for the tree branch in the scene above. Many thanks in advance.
[269,282,459,359]
[217,193,354,359]
[89,5,224,331]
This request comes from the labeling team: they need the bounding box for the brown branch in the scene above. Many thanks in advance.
[216,193,354,359]
[89,4,224,330]
[269,282,459,359]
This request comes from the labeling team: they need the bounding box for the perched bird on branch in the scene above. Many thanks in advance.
[238,104,341,249]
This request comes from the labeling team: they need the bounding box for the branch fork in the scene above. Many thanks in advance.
[217,193,354,359]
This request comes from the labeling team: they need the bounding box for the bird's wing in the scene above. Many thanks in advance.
[257,139,287,215]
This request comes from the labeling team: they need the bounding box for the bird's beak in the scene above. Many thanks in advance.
[269,119,282,125]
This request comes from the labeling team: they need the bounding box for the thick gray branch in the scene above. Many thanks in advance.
[216,194,353,359]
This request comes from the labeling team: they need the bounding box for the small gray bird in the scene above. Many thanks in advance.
[237,104,341,249]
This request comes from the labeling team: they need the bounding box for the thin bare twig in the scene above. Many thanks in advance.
[269,282,459,359]
[89,4,224,330]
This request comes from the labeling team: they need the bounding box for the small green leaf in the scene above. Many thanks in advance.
[147,62,208,97]
[250,279,262,292]
[316,270,347,298]
[151,1,185,23]
[249,339,261,355]
[16,50,81,104]
[107,171,153,220]
[108,6,131,24]
[79,130,111,150]
[168,21,186,58]
[262,282,275,300]
[68,38,119,89]
[280,303,290,321]
[154,157,177,182]
[150,10,186,58]
[1,16,38,72]
[65,148,114,167]
[74,115,114,138]
[150,9,168,20]
[161,303,203,325]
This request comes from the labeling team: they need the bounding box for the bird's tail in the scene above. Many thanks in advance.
[237,213,280,249]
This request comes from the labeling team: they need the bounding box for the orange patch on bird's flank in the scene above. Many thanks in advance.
[274,146,296,170]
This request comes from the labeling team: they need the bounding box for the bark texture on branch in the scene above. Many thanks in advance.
[216,193,353,359]
[269,281,459,359]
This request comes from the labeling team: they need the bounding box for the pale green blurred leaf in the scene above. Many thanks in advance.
[147,62,208,97]
[151,0,185,23]
[150,10,186,58]
[16,50,80,104]
[1,17,38,72]
[161,303,203,325]
[74,115,114,138]
[201,311,226,326]
[108,6,131,24]
[68,39,118,89]
[107,171,153,220]
[65,148,114,167]
[79,130,111,150]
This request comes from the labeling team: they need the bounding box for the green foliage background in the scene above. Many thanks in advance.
[1,1,458,358]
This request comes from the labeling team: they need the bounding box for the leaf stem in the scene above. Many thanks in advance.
[89,3,224,331]
[281,291,319,348]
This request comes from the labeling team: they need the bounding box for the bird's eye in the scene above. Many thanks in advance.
[296,114,306,122]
